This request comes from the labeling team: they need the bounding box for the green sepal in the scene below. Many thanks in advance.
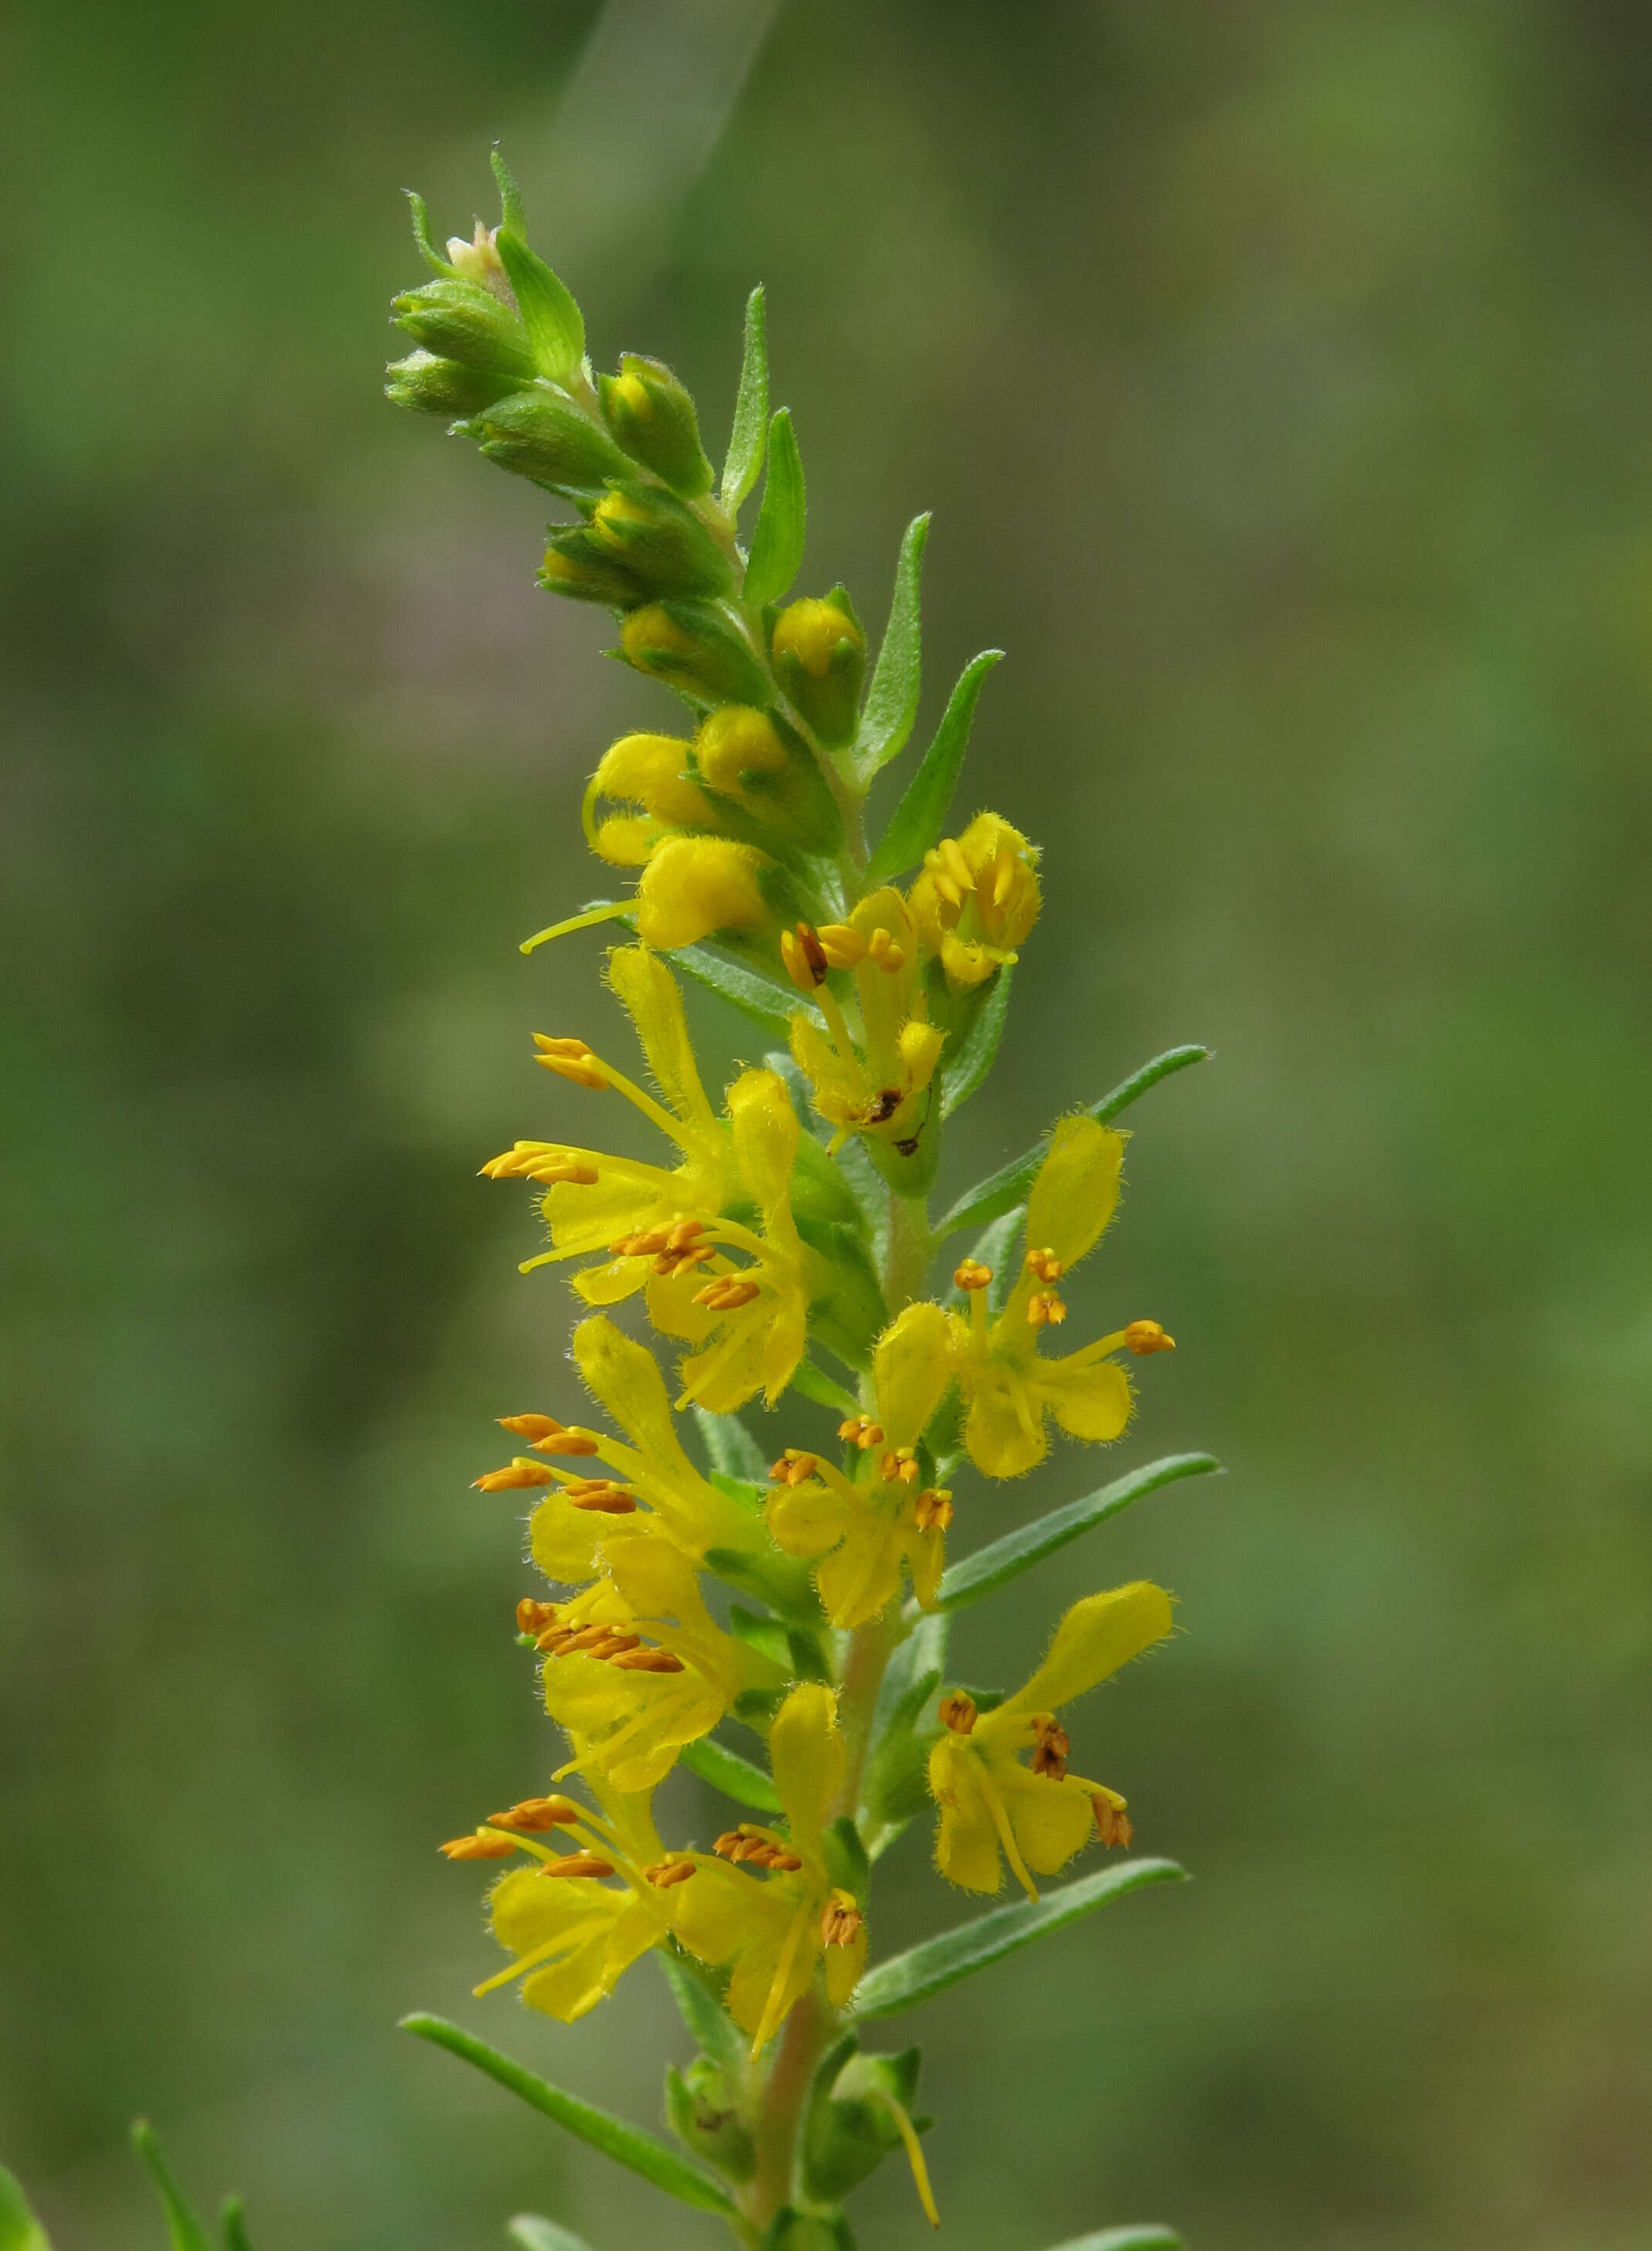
[823,1814,870,1900]
[130,2124,214,2251]
[587,482,734,601]
[391,277,538,383]
[399,2015,738,2217]
[461,388,633,499]
[657,1942,747,2075]
[0,2163,52,2251]
[506,2219,599,2251]
[489,147,528,236]
[707,1471,765,1516]
[666,2057,756,2183]
[703,1541,821,1621]
[745,408,807,608]
[622,598,771,707]
[762,2212,853,2251]
[385,349,519,419]
[936,960,1013,1119]
[600,353,714,497]
[680,1732,784,1811]
[801,2035,927,2205]
[937,1453,1222,1612]
[854,514,930,779]
[853,1860,1187,2022]
[770,586,865,747]
[863,647,1002,884]
[787,1357,860,1416]
[728,1604,792,1669]
[495,228,585,385]
[692,1403,770,1482]
[731,1686,787,1730]
[934,1041,1213,1239]
[539,525,646,607]
[721,285,769,511]
[404,188,454,276]
[789,1131,865,1229]
[1043,2231,1186,2250]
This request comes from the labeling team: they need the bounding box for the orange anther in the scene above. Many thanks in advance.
[938,1691,978,1736]
[643,1857,698,1889]
[1125,1319,1175,1356]
[609,1647,686,1673]
[879,1447,921,1485]
[820,1896,863,1947]
[487,1796,581,1832]
[474,1460,558,1491]
[439,1832,518,1860]
[1093,1796,1133,1849]
[1026,1291,1067,1328]
[537,1852,616,1879]
[914,1489,953,1531]
[953,1258,992,1292]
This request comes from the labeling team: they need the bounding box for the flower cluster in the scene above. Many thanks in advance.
[390,154,1211,2251]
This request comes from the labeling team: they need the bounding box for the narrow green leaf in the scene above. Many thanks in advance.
[789,1357,859,1415]
[671,942,816,1039]
[130,2125,214,2251]
[489,148,528,236]
[0,2164,51,2251]
[404,190,453,276]
[507,2220,599,2251]
[400,2015,738,2216]
[935,1042,1212,1238]
[721,285,768,511]
[1045,2230,1186,2251]
[853,1860,1186,2020]
[680,1732,782,1811]
[656,1945,747,2076]
[495,229,585,384]
[692,1404,770,1483]
[744,409,806,608]
[218,2198,254,2251]
[938,963,1013,1119]
[938,1454,1222,1613]
[854,514,931,778]
[863,649,1002,881]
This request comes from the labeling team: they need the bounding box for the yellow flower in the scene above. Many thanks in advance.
[928,1582,1174,1900]
[533,1523,786,1792]
[783,891,947,1156]
[582,731,720,867]
[907,812,1041,991]
[670,1682,867,2053]
[634,834,775,949]
[947,1113,1175,1478]
[765,1302,956,1627]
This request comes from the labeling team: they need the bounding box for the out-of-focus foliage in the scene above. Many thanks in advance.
[2,2,1650,2249]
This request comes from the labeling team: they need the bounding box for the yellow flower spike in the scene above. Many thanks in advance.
[667,1682,868,2054]
[908,811,1042,992]
[928,1581,1175,1900]
[582,731,720,867]
[634,834,774,950]
[786,891,946,1155]
[947,1114,1174,1479]
[765,1302,956,1626]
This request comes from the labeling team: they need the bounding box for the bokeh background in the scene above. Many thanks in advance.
[5,2,1651,2246]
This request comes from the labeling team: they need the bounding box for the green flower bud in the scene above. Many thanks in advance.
[390,277,537,383]
[770,590,866,747]
[693,705,843,854]
[460,388,633,497]
[589,482,732,599]
[802,2042,928,2207]
[538,528,646,607]
[384,349,518,419]
[665,2057,756,2183]
[599,353,714,497]
[620,600,769,706]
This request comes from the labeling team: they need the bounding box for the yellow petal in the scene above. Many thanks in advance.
[572,1257,648,1306]
[606,946,719,1138]
[544,1161,684,1256]
[591,813,663,867]
[993,1759,1103,1878]
[529,1495,605,1584]
[996,1582,1175,1725]
[591,731,715,829]
[572,1316,682,1464]
[727,1068,799,1221]
[1039,1351,1132,1444]
[823,1916,867,2008]
[873,1301,955,1448]
[768,1682,844,1869]
[635,837,771,949]
[927,1737,1008,1894]
[815,1519,905,1630]
[765,1482,847,1560]
[678,1303,782,1413]
[1024,1115,1125,1274]
[962,1364,1050,1479]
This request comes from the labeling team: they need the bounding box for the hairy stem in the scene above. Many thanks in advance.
[745,1987,827,2239]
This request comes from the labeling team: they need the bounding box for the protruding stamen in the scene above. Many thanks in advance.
[914,1488,953,1530]
[1093,1794,1134,1849]
[1025,1247,1065,1284]
[780,922,830,990]
[954,1258,993,1292]
[517,1597,558,1635]
[864,925,906,973]
[474,1459,558,1491]
[694,1275,762,1312]
[559,1478,638,1515]
[535,1852,616,1879]
[820,1893,863,1947]
[1125,1319,1175,1356]
[1026,1290,1067,1328]
[526,1159,599,1186]
[769,1449,819,1485]
[714,1827,803,1871]
[439,1832,518,1860]
[837,1414,884,1450]
[498,1414,602,1457]
[643,1856,698,1889]
[879,1446,921,1485]
[532,1036,609,1092]
[815,922,867,970]
[609,1647,686,1672]
[1030,1715,1070,1779]
[487,1796,581,1832]
[938,1690,978,1736]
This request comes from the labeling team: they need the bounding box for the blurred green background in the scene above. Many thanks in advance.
[5,2,1651,2246]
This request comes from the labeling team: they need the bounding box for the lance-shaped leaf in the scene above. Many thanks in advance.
[693,1404,770,1483]
[670,942,820,1039]
[507,2222,599,2251]
[863,647,1002,881]
[656,1944,748,2078]
[1045,2231,1186,2250]
[937,1453,1222,1613]
[789,1356,860,1415]
[0,2164,51,2251]
[938,963,1013,1119]
[130,2125,213,2251]
[721,285,769,511]
[680,1732,783,1811]
[851,1859,1186,2020]
[400,2016,738,2217]
[487,154,584,382]
[745,409,806,608]
[405,190,454,276]
[854,515,931,779]
[935,1042,1212,1238]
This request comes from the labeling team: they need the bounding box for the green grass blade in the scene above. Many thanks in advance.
[400,2015,738,2216]
[863,647,1001,877]
[935,1042,1211,1238]
[855,514,931,778]
[852,1859,1186,2021]
[507,2219,599,2251]
[938,963,1013,1119]
[721,285,768,510]
[130,2125,214,2251]
[745,408,806,607]
[937,1453,1222,1613]
[0,2164,51,2251]
[680,1732,782,1811]
[1045,2231,1186,2250]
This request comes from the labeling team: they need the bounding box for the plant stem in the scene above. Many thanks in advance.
[884,1187,935,1316]
[744,1987,827,2240]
